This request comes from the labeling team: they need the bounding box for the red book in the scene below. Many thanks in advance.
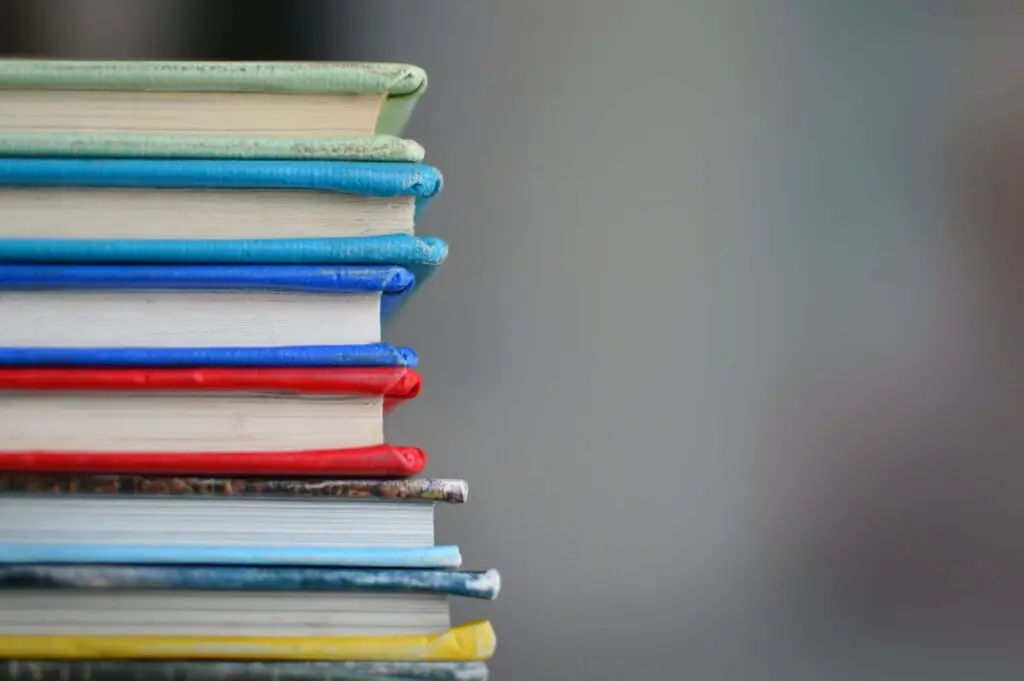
[0,367,425,477]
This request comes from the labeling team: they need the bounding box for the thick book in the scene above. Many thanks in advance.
[0,264,413,350]
[0,159,442,241]
[0,661,489,681]
[0,476,466,568]
[0,621,495,661]
[0,567,499,639]
[0,367,422,475]
[0,60,427,160]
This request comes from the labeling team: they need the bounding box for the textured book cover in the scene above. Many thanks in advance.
[0,444,428,478]
[0,159,442,213]
[0,234,448,275]
[0,344,419,368]
[0,661,489,681]
[0,236,448,316]
[0,621,496,661]
[0,366,421,395]
[0,59,428,159]
[0,263,415,293]
[0,566,500,600]
[0,475,467,502]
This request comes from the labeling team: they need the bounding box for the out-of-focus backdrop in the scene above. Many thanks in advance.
[4,1,1024,679]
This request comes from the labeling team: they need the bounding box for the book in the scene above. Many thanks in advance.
[0,567,499,638]
[0,60,427,160]
[0,621,495,661]
[0,475,466,568]
[0,159,442,240]
[0,660,490,681]
[0,264,413,349]
[0,367,423,474]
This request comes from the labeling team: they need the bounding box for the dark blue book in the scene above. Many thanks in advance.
[0,264,416,367]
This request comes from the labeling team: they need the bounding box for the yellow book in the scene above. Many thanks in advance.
[0,621,495,662]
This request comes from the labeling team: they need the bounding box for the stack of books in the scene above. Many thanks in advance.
[0,60,497,681]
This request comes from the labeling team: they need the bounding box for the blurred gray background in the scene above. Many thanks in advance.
[4,1,1024,679]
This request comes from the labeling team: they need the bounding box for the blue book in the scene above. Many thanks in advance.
[0,264,417,366]
[0,566,501,600]
[0,160,447,289]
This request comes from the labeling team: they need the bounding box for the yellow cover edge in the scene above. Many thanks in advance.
[0,621,495,662]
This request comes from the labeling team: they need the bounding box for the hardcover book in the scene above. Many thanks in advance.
[0,367,422,475]
[0,264,413,351]
[0,476,467,568]
[0,159,442,240]
[0,60,428,160]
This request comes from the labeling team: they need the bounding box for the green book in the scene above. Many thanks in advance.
[0,60,427,161]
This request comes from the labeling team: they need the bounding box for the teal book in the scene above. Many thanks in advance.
[0,59,428,160]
